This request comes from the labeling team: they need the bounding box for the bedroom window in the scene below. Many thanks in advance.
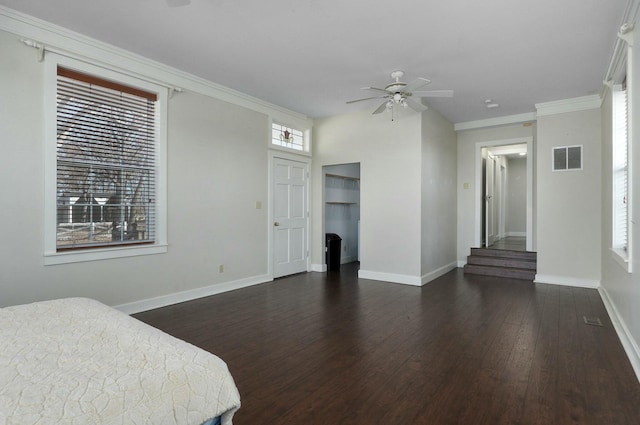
[612,81,631,271]
[271,122,306,151]
[44,54,167,264]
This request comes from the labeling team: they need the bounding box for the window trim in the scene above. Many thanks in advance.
[44,53,168,265]
[268,118,312,156]
[609,46,633,273]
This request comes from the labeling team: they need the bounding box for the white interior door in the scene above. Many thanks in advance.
[484,155,495,247]
[273,157,308,278]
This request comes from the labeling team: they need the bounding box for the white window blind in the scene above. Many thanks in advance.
[56,66,157,251]
[613,83,629,254]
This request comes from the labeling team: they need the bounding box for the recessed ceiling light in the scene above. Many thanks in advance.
[519,152,526,156]
[486,103,500,109]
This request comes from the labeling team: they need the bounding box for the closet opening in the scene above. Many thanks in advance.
[323,163,360,271]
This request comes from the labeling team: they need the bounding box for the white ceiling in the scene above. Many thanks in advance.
[0,0,629,123]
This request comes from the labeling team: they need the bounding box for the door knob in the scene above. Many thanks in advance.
[274,222,280,226]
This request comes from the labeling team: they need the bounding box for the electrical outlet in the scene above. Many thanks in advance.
[218,264,224,273]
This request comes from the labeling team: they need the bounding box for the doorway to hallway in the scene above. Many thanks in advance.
[476,137,533,252]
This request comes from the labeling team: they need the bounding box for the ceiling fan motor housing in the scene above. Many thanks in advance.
[386,82,406,93]
[386,70,407,93]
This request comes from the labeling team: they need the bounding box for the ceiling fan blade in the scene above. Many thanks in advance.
[361,86,389,94]
[372,101,388,114]
[405,98,428,113]
[346,95,388,104]
[402,77,431,93]
[411,90,454,98]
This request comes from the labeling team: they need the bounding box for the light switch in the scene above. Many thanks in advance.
[255,201,262,209]
[463,183,470,189]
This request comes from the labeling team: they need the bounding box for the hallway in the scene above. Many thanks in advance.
[490,236,527,251]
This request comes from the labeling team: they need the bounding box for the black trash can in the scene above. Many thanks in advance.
[325,233,342,271]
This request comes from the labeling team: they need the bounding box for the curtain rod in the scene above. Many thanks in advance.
[19,38,184,97]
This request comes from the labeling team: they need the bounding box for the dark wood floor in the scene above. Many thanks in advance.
[134,263,640,424]
[490,236,527,251]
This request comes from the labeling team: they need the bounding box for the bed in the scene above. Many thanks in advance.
[0,298,240,424]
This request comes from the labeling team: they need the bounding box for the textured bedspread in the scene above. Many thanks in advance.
[0,298,240,425]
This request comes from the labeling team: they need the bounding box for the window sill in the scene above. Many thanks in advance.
[44,244,168,265]
[611,248,632,273]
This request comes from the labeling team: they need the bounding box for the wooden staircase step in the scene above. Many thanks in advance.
[465,246,537,281]
[466,255,536,270]
[463,264,536,281]
[470,247,537,261]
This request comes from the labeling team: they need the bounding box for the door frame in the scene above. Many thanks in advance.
[484,151,496,247]
[498,163,507,240]
[268,150,312,278]
[475,137,534,251]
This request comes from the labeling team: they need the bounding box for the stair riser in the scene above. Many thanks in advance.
[467,256,536,270]
[470,248,536,261]
[464,265,536,281]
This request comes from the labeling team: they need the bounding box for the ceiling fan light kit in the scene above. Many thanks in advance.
[346,70,453,121]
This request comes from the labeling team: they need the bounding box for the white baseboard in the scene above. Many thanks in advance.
[457,260,467,268]
[358,262,457,287]
[115,273,272,315]
[534,274,600,289]
[422,262,458,285]
[358,269,422,286]
[598,287,640,383]
[310,263,327,272]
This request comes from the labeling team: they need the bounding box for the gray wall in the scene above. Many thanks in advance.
[0,28,291,310]
[506,157,527,235]
[535,107,601,286]
[313,106,457,285]
[421,107,457,279]
[312,109,423,281]
[600,25,640,378]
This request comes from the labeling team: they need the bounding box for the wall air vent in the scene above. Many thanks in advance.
[552,145,582,171]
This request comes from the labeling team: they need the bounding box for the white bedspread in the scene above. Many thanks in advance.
[0,298,240,425]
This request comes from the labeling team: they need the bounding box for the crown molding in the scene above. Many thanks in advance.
[601,0,639,96]
[454,112,536,131]
[535,95,601,117]
[0,6,312,126]
[623,0,640,29]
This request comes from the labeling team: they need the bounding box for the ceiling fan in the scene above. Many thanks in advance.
[347,70,453,115]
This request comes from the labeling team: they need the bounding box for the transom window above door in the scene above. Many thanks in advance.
[271,122,306,152]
